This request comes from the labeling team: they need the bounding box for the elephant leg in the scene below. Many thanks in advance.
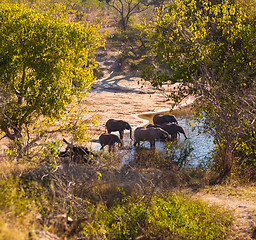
[119,130,124,140]
[112,144,116,152]
[150,140,155,148]
[171,132,178,139]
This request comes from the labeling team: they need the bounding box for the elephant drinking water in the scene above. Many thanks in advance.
[147,123,187,140]
[160,123,187,140]
[134,127,170,148]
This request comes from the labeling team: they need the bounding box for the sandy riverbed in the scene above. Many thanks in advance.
[84,73,194,140]
[0,73,194,152]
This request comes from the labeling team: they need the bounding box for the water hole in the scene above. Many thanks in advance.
[89,107,214,167]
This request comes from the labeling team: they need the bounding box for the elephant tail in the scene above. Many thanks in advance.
[129,128,133,140]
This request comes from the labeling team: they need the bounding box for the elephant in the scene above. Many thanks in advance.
[99,133,122,152]
[105,119,132,141]
[160,123,187,140]
[133,127,170,148]
[153,114,178,125]
[147,123,187,140]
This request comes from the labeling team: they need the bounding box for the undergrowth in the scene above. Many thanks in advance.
[82,193,233,240]
[0,153,234,239]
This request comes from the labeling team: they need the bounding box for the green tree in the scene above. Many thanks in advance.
[0,1,104,157]
[143,0,256,180]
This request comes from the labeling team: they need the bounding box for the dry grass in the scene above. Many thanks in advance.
[202,183,256,202]
[0,219,27,240]
[0,157,32,180]
[0,151,248,239]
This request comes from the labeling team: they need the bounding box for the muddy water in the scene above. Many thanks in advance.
[89,107,214,166]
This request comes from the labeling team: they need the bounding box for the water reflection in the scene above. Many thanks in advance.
[89,108,214,166]
[175,117,213,166]
[140,109,214,166]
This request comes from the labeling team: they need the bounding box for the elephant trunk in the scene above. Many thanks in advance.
[125,123,133,140]
[178,126,187,139]
[181,130,187,139]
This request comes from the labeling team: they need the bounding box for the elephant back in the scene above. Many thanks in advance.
[134,127,167,141]
[153,114,163,125]
[99,133,119,145]
[153,114,177,125]
[160,123,187,139]
[106,119,127,131]
[146,124,160,129]
[134,127,148,141]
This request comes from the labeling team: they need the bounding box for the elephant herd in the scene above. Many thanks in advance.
[99,114,187,152]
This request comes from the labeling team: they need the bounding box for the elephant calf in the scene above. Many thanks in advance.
[99,133,122,152]
[134,127,170,148]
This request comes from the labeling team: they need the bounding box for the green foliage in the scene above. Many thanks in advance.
[0,177,30,216]
[0,1,104,156]
[144,0,255,92]
[42,139,62,159]
[83,193,233,239]
[143,0,256,180]
[0,176,48,217]
[81,0,105,12]
[109,23,152,73]
[129,142,193,170]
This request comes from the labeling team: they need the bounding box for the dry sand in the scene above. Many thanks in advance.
[84,73,194,139]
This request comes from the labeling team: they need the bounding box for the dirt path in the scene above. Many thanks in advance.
[194,188,256,240]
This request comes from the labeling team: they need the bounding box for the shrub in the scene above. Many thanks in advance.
[82,193,233,239]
